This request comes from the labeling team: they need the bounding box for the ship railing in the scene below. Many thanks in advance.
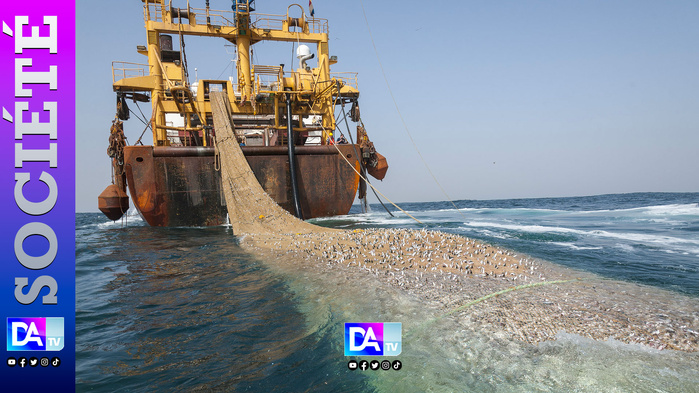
[142,2,329,34]
[252,13,329,34]
[230,83,241,97]
[112,61,152,83]
[254,65,283,93]
[330,72,359,90]
[188,6,237,27]
[144,2,165,23]
[144,3,237,27]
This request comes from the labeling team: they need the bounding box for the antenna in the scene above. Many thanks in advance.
[224,43,237,56]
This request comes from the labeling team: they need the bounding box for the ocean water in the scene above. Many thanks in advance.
[325,192,699,297]
[76,192,699,392]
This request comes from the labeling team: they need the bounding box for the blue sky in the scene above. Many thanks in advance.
[76,0,699,212]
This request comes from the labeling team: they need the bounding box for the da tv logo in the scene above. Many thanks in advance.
[344,322,401,356]
[7,318,64,351]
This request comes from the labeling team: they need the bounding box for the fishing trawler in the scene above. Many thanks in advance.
[98,0,387,226]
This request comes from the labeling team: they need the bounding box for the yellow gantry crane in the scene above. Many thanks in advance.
[112,0,359,148]
[100,0,388,225]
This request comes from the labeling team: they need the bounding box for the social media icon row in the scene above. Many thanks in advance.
[7,357,60,368]
[348,359,402,371]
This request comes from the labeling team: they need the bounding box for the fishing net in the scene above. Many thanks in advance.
[211,92,334,236]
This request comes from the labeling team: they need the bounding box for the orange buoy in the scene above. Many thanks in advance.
[98,184,129,221]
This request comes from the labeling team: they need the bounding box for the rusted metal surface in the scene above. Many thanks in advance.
[247,144,360,219]
[366,152,389,180]
[123,144,360,227]
[98,184,129,220]
[152,146,216,157]
[124,145,226,227]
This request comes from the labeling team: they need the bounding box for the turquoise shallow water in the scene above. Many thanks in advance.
[76,193,699,391]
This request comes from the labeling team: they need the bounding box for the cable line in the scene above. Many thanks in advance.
[358,0,468,220]
[333,143,424,225]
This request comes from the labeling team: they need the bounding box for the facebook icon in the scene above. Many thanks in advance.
[344,322,402,356]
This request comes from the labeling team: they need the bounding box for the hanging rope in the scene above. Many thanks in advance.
[332,142,423,225]
[129,100,150,130]
[178,20,190,84]
[358,0,469,221]
[337,102,394,217]
[134,100,155,146]
[215,60,234,80]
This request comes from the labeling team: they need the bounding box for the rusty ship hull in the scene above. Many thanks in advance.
[123,144,361,227]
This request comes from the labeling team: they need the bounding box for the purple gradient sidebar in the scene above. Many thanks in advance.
[0,1,75,390]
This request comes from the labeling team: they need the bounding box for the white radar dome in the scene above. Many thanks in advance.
[296,44,315,69]
[296,45,311,59]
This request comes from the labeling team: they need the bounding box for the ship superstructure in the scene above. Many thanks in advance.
[98,0,387,226]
